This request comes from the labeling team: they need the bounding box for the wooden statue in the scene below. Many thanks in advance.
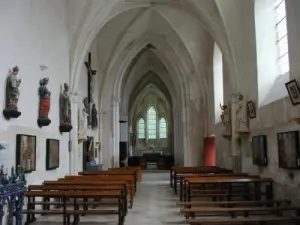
[3,66,22,119]
[59,83,73,132]
[91,103,98,129]
[37,78,51,127]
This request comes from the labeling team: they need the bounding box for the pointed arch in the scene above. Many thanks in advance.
[159,117,167,139]
[147,105,157,139]
[138,118,145,139]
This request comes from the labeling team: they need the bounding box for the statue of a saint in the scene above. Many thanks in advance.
[37,78,51,127]
[235,94,249,133]
[59,83,73,132]
[3,66,22,119]
[220,103,231,138]
[83,97,91,128]
[91,104,98,129]
[78,108,88,141]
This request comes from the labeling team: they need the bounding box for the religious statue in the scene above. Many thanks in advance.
[220,103,231,138]
[3,66,22,119]
[59,83,73,132]
[78,108,88,141]
[83,97,91,128]
[235,94,249,133]
[91,103,98,129]
[37,78,51,127]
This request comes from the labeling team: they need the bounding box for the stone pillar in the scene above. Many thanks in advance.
[101,108,111,169]
[69,92,81,175]
[230,93,241,173]
[120,112,128,142]
[112,97,120,167]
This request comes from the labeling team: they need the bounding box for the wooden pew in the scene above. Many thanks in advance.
[184,177,273,203]
[79,170,138,193]
[109,166,142,182]
[182,206,300,219]
[171,167,233,194]
[179,173,257,201]
[23,190,125,225]
[28,184,127,215]
[177,200,291,208]
[186,217,300,224]
[62,175,135,208]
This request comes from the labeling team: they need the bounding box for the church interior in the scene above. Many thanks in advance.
[1,0,300,224]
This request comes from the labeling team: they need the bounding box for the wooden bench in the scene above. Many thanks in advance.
[179,174,258,201]
[177,200,291,208]
[182,206,300,218]
[28,184,127,214]
[23,190,125,225]
[186,217,300,224]
[62,175,135,208]
[79,170,138,193]
[171,167,233,194]
[185,177,273,202]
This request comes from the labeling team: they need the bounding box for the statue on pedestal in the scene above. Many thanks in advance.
[3,66,22,119]
[83,97,91,128]
[220,103,231,138]
[235,94,249,133]
[59,83,73,132]
[37,78,51,127]
[78,108,88,141]
[91,103,98,129]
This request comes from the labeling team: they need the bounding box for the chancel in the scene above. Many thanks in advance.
[1,0,300,224]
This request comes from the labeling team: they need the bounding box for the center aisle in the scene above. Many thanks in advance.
[125,171,184,224]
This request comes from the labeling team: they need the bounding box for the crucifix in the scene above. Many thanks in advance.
[84,52,97,126]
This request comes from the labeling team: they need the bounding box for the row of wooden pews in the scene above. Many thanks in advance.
[23,166,142,225]
[171,166,300,224]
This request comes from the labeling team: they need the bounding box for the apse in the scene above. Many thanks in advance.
[127,71,173,166]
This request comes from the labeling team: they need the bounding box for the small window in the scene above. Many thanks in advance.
[159,118,167,138]
[147,106,157,139]
[138,118,145,139]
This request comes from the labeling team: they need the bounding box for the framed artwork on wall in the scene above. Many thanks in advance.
[277,131,300,169]
[252,135,268,166]
[16,134,36,173]
[46,139,59,170]
[285,79,300,105]
[247,101,256,119]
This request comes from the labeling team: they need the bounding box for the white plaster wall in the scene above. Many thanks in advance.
[0,1,70,184]
[212,0,300,203]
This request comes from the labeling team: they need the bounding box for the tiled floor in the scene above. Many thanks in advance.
[30,171,185,225]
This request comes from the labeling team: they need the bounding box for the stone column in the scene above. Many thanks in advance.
[69,92,80,175]
[112,97,120,167]
[230,93,241,173]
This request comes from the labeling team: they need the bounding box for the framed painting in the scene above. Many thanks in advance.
[252,135,268,166]
[285,79,300,105]
[16,134,36,173]
[277,131,300,169]
[46,139,59,170]
[247,101,256,119]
